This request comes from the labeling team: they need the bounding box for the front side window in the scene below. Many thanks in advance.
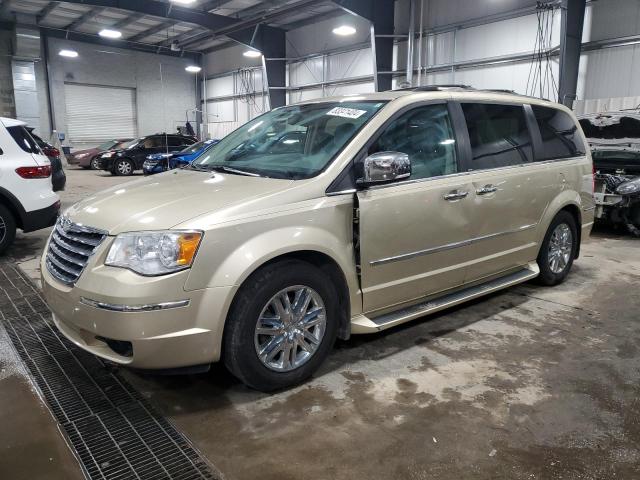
[7,125,41,155]
[192,102,385,179]
[143,136,163,148]
[369,104,458,179]
[462,103,533,169]
[168,136,189,147]
[532,106,585,160]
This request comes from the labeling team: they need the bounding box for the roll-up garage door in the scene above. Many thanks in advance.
[64,83,137,145]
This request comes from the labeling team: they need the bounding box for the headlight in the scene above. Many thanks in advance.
[105,231,203,276]
[616,178,640,195]
[102,152,114,158]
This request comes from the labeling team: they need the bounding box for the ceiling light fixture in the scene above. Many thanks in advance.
[170,0,197,4]
[243,49,262,58]
[332,25,356,36]
[185,65,202,73]
[59,49,78,58]
[99,29,122,39]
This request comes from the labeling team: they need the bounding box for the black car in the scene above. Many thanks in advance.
[99,134,197,176]
[27,128,66,192]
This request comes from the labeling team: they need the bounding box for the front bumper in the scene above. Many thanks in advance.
[142,160,166,175]
[41,255,235,369]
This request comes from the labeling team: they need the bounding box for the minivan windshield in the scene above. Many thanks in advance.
[191,101,386,179]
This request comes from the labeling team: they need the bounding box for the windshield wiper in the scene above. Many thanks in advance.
[207,165,262,177]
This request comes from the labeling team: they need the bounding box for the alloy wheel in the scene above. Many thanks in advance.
[117,160,132,175]
[548,223,573,274]
[90,158,100,170]
[254,285,326,372]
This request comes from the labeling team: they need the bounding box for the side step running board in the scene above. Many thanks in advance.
[351,263,539,334]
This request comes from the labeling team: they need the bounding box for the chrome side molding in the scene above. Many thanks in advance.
[80,297,190,312]
[370,223,538,266]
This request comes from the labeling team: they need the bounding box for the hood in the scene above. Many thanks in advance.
[65,169,294,234]
[71,147,98,157]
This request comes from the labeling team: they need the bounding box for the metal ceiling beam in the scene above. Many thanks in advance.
[64,6,105,30]
[202,8,346,53]
[58,0,241,33]
[128,19,175,42]
[281,8,344,30]
[56,0,284,51]
[331,0,395,91]
[558,0,586,106]
[111,13,144,29]
[37,1,60,21]
[199,0,236,13]
[179,0,319,49]
[42,26,200,60]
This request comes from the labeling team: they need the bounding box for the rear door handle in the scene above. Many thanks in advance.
[443,190,469,201]
[476,184,498,195]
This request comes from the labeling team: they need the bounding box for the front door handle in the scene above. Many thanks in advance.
[476,184,498,195]
[443,190,469,201]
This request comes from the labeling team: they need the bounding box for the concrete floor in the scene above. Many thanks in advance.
[2,167,640,479]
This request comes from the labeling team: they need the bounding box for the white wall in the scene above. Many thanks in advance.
[47,37,197,149]
[202,0,640,130]
[576,0,640,111]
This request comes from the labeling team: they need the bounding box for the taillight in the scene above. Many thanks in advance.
[43,147,60,157]
[15,165,51,179]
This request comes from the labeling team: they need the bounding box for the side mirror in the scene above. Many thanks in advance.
[359,151,411,185]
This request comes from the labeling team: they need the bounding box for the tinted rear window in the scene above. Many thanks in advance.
[7,125,41,154]
[461,103,533,169]
[533,106,585,160]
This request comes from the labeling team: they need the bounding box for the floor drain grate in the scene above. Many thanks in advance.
[0,262,220,480]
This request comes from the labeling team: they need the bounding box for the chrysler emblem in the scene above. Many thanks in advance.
[59,216,72,232]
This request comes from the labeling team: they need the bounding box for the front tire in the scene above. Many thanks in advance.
[90,157,101,170]
[536,211,578,286]
[223,260,338,392]
[114,158,134,176]
[0,204,17,255]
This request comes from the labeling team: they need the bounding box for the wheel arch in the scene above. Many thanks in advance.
[0,187,25,229]
[559,203,582,258]
[538,192,583,259]
[227,250,353,341]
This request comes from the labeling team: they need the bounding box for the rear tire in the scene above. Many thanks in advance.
[223,260,338,392]
[536,211,578,286]
[114,158,134,176]
[0,204,17,256]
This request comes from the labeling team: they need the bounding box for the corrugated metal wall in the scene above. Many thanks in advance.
[202,0,640,135]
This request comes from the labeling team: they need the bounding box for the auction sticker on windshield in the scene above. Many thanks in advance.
[326,107,367,119]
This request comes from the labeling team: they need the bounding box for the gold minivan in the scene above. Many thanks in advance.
[41,87,594,391]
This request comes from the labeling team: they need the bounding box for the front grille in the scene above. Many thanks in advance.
[46,217,107,285]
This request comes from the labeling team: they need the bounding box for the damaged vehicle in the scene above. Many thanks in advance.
[579,112,640,236]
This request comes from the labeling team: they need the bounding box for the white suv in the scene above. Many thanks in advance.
[0,117,60,254]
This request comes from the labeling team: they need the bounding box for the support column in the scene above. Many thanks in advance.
[235,25,286,108]
[332,0,396,92]
[558,0,586,107]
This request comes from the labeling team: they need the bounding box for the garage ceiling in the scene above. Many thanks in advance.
[3,0,347,53]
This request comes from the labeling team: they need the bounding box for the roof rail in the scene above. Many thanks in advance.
[393,84,474,92]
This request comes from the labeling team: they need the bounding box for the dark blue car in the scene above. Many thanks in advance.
[142,139,219,175]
